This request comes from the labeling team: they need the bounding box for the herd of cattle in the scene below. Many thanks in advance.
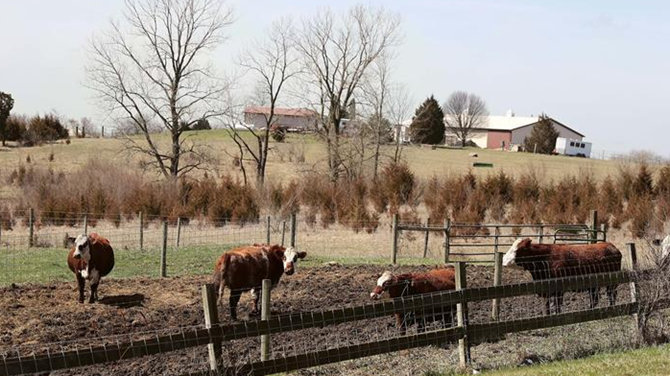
[66,233,670,330]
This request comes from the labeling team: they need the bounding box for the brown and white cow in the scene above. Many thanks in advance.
[213,244,306,321]
[370,267,456,333]
[67,233,115,303]
[502,238,622,314]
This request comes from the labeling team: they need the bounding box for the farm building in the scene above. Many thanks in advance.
[243,106,319,131]
[458,111,585,150]
[395,111,586,150]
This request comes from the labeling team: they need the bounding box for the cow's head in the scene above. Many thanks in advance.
[661,235,670,260]
[502,238,532,267]
[282,247,306,275]
[370,271,394,299]
[72,234,91,261]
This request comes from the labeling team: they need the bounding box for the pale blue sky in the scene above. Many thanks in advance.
[1,0,668,155]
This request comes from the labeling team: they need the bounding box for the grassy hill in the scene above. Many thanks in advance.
[0,129,624,188]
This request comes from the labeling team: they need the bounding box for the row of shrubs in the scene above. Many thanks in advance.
[1,160,669,238]
[3,114,70,146]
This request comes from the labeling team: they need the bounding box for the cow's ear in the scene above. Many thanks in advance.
[297,251,307,259]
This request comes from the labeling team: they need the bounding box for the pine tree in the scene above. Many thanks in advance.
[409,95,445,144]
[633,164,654,197]
[523,114,559,154]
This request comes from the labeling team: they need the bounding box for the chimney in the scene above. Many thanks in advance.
[505,109,515,117]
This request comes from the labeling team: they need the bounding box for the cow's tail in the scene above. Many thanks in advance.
[213,254,229,306]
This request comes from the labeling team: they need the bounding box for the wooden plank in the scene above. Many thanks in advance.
[202,284,221,372]
[491,251,503,321]
[260,279,272,361]
[214,327,464,376]
[444,219,451,263]
[455,262,471,368]
[392,214,399,264]
[470,303,638,343]
[626,243,640,331]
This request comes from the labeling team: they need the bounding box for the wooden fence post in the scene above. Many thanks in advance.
[175,217,182,249]
[202,284,222,372]
[455,262,471,368]
[444,219,451,263]
[538,225,544,244]
[266,216,271,245]
[28,208,34,247]
[600,223,607,242]
[590,210,598,244]
[492,252,503,321]
[260,279,272,361]
[423,217,430,258]
[626,243,640,332]
[160,221,168,278]
[290,213,297,248]
[392,214,399,264]
[83,215,88,236]
[139,212,144,251]
[281,221,286,247]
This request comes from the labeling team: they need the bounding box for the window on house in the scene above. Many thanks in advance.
[581,143,585,148]
[570,141,575,147]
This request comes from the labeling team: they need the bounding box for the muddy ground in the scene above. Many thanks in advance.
[0,265,633,375]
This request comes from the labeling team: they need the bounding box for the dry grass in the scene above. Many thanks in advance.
[0,130,626,191]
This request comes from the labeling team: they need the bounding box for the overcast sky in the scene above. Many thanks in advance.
[1,0,668,155]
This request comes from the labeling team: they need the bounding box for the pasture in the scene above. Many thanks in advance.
[0,130,624,193]
[0,264,638,376]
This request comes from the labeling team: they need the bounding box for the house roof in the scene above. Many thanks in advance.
[458,115,585,138]
[244,106,318,118]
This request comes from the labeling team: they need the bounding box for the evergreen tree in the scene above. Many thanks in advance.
[409,95,445,144]
[633,163,654,197]
[0,92,14,146]
[523,114,559,154]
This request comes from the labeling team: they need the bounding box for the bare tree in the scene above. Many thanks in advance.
[87,0,234,179]
[294,5,401,181]
[387,84,412,163]
[361,52,394,180]
[227,19,298,186]
[443,91,489,147]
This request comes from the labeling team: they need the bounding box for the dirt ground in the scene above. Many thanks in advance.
[0,264,633,375]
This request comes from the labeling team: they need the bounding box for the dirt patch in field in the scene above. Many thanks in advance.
[0,265,633,375]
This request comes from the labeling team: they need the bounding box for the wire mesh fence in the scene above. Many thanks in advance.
[2,209,669,375]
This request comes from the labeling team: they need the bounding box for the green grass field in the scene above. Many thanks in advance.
[0,244,443,285]
[478,344,670,376]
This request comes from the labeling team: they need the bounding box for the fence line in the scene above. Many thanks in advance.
[0,269,636,376]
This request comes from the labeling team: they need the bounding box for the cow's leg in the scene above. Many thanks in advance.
[607,285,618,306]
[555,293,564,314]
[76,274,85,303]
[544,296,551,315]
[250,288,261,316]
[89,269,100,304]
[588,288,599,309]
[229,291,242,321]
[395,313,406,335]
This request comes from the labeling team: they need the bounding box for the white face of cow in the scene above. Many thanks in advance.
[282,247,306,275]
[661,235,670,260]
[502,238,525,267]
[73,234,91,262]
[370,271,394,299]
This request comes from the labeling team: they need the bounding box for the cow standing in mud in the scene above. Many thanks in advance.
[370,267,456,334]
[213,244,306,321]
[502,238,622,314]
[67,233,115,303]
